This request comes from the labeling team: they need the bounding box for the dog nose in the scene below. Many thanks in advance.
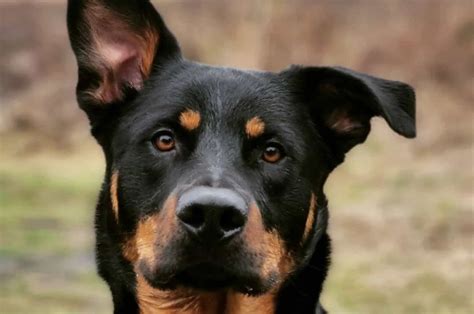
[176,187,247,242]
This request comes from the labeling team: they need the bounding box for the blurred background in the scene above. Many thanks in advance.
[0,0,472,313]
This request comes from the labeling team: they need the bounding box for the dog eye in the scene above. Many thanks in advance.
[262,143,284,163]
[152,130,175,152]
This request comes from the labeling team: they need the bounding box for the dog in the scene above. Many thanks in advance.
[67,1,416,313]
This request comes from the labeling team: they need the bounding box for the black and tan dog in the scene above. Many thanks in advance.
[67,1,416,313]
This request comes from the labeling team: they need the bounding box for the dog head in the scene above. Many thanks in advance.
[68,0,415,296]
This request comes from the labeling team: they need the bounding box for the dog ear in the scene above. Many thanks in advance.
[67,0,180,109]
[283,66,416,163]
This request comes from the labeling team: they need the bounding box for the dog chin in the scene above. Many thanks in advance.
[141,262,274,296]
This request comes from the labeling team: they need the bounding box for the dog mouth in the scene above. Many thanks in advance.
[175,263,235,290]
[138,235,280,295]
[143,261,271,296]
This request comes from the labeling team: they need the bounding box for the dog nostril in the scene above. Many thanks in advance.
[178,205,205,229]
[176,187,248,240]
[220,207,246,232]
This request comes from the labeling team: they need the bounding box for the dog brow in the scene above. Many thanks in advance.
[179,109,201,131]
[245,116,265,138]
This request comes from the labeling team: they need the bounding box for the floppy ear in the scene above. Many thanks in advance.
[67,0,180,110]
[284,66,416,162]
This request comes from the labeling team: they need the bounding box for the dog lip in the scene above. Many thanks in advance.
[175,262,234,290]
[183,263,229,280]
[142,256,272,295]
[172,262,270,295]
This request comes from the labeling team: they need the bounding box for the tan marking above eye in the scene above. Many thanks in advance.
[245,116,265,138]
[179,109,201,131]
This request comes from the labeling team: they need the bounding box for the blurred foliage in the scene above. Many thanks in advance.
[0,0,473,313]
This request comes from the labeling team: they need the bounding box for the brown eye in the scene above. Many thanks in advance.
[262,143,284,163]
[153,131,175,152]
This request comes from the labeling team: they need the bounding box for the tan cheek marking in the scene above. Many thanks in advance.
[110,170,120,222]
[245,116,265,138]
[132,196,178,270]
[135,215,158,265]
[179,109,201,131]
[122,235,139,263]
[302,193,317,243]
[121,196,178,266]
[244,203,294,287]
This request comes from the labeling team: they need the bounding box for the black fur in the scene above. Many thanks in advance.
[67,1,416,313]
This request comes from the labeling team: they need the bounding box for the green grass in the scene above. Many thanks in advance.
[323,259,472,314]
[0,164,97,256]
[0,150,112,313]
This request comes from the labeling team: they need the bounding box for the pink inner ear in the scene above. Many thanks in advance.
[327,108,363,134]
[93,34,145,103]
[83,3,159,104]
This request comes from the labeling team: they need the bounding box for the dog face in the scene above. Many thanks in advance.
[106,64,334,294]
[68,0,415,296]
